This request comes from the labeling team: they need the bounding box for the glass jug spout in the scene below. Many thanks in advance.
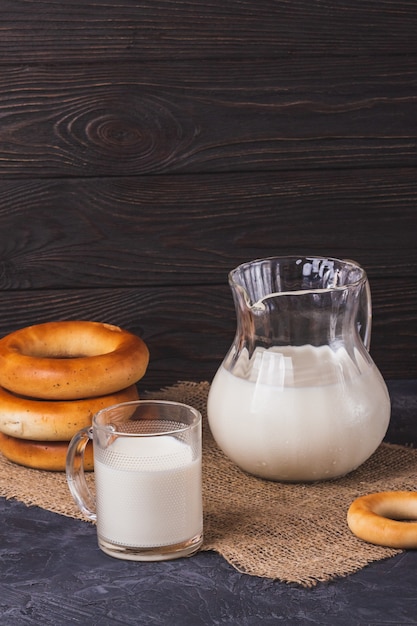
[208,256,390,482]
[228,256,372,353]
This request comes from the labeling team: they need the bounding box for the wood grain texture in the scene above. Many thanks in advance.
[0,0,416,61]
[0,169,414,289]
[0,58,416,176]
[0,1,415,384]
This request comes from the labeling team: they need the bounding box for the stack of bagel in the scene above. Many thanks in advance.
[0,320,149,471]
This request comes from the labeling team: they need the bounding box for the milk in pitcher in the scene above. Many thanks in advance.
[207,344,390,481]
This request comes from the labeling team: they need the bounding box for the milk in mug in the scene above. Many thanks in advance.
[94,434,203,548]
[207,345,390,481]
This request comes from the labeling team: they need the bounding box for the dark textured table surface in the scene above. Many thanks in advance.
[1,380,417,626]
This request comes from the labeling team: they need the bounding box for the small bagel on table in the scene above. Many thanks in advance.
[0,320,149,400]
[347,491,417,549]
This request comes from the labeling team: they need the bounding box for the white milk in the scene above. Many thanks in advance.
[207,345,390,481]
[94,435,202,547]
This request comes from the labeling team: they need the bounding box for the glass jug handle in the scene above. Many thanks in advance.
[343,259,372,352]
[359,278,372,352]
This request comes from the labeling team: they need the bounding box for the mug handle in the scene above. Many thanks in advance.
[66,427,96,521]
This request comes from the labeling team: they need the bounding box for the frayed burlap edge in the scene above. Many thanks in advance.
[1,380,416,587]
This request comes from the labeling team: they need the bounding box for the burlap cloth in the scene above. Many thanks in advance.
[1,381,416,587]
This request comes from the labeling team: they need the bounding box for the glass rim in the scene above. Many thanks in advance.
[229,255,368,306]
[92,399,202,437]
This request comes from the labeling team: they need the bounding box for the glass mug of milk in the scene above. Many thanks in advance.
[66,400,203,561]
[207,256,391,482]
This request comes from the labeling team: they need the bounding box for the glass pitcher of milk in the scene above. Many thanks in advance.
[207,256,391,482]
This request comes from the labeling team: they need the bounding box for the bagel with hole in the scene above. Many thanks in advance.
[347,491,417,549]
[0,320,149,400]
[0,383,139,441]
[0,432,94,472]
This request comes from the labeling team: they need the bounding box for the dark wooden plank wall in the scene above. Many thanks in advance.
[0,0,416,389]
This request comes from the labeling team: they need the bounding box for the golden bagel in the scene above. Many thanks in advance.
[0,383,139,441]
[0,321,149,400]
[0,432,94,472]
[347,491,417,549]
